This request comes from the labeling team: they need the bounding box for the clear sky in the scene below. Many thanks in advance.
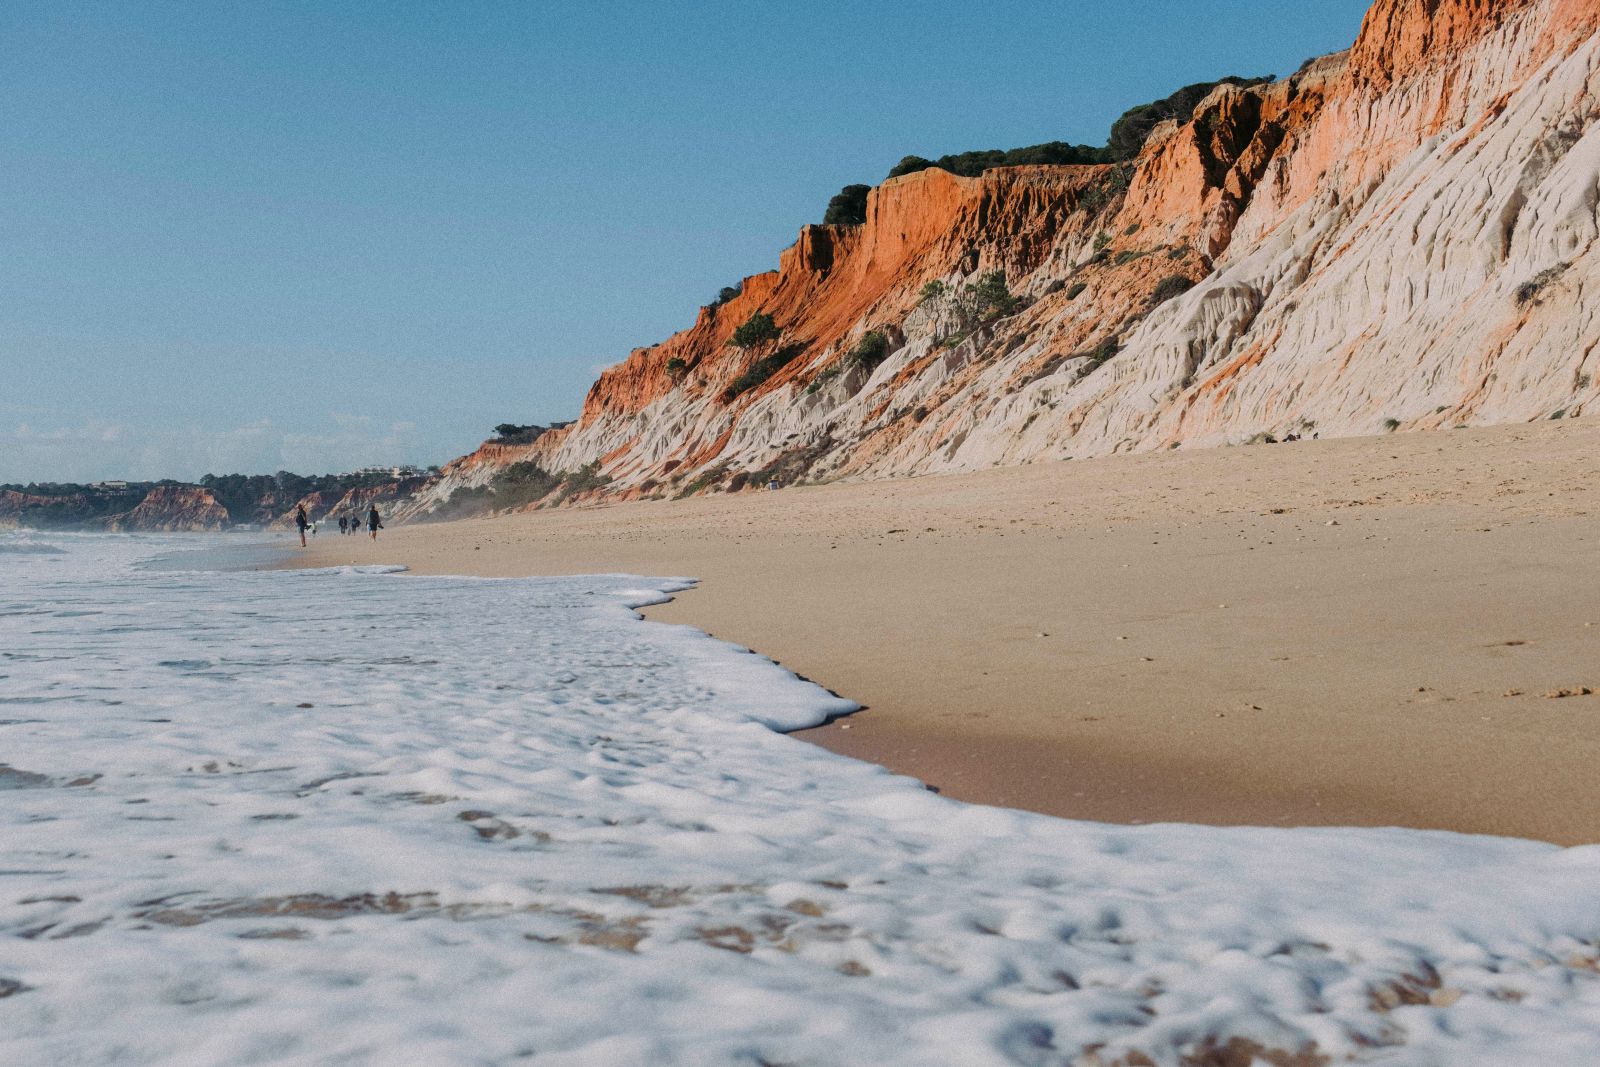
[2,0,1374,483]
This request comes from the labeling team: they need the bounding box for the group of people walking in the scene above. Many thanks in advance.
[294,504,382,547]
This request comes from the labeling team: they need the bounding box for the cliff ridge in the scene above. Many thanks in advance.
[411,0,1599,516]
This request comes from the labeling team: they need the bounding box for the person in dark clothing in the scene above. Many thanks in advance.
[347,513,359,536]
[338,516,348,535]
[294,504,310,548]
[367,505,383,541]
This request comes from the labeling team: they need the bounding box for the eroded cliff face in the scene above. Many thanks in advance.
[415,0,1600,514]
[102,486,230,533]
[1,485,233,532]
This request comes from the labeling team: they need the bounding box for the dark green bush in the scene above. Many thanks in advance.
[887,155,936,180]
[553,461,612,505]
[1149,274,1196,306]
[1104,77,1271,161]
[490,461,562,509]
[806,366,840,394]
[848,330,890,369]
[493,423,548,444]
[1517,264,1567,304]
[1081,336,1121,372]
[665,357,688,382]
[675,463,729,499]
[823,184,870,226]
[888,142,1104,181]
[968,271,1019,319]
[729,312,780,351]
[721,342,807,403]
[921,272,1017,337]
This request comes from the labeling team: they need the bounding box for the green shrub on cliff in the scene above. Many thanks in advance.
[848,330,890,370]
[823,184,870,226]
[920,271,1019,343]
[491,461,562,509]
[492,423,549,445]
[967,271,1019,319]
[1103,77,1271,161]
[722,342,807,403]
[729,312,780,352]
[1149,274,1196,307]
[887,141,1105,181]
[552,461,612,504]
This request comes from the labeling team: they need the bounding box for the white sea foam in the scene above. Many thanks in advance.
[2,533,1598,1065]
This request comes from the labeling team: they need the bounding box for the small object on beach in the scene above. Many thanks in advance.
[1140,656,1154,662]
[1544,687,1594,699]
[1037,632,1049,638]
[296,702,313,708]
[1117,635,1128,641]
[839,723,852,730]
[1326,519,1340,526]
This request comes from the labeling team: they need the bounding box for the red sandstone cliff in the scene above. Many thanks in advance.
[102,486,230,533]
[410,0,1600,516]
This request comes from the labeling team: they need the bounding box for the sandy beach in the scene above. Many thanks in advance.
[290,421,1600,845]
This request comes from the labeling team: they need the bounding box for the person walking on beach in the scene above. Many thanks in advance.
[347,512,359,536]
[338,515,348,536]
[367,504,383,541]
[294,504,310,548]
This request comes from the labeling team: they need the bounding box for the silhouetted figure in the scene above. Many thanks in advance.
[295,504,309,548]
[338,516,348,535]
[367,505,383,541]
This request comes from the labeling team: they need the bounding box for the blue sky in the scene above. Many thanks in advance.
[2,0,1373,483]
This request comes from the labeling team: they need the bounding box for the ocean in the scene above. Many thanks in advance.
[2,530,1598,1065]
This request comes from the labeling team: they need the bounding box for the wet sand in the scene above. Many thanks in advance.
[288,420,1600,844]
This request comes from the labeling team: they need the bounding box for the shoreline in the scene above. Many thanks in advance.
[285,421,1600,845]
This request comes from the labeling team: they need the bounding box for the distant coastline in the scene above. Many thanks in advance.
[1,467,433,534]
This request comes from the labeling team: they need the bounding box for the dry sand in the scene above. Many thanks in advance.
[289,421,1600,844]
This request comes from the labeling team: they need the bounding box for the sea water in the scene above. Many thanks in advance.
[2,530,1598,1065]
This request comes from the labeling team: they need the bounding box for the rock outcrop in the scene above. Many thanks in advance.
[412,0,1600,514]
[102,486,230,533]
[1,485,233,532]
